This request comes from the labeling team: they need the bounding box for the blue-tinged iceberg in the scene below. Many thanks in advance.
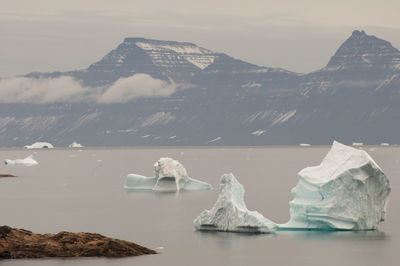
[4,155,38,166]
[194,173,276,233]
[280,141,391,230]
[124,157,212,192]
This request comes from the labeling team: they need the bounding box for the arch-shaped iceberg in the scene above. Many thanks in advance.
[124,157,212,192]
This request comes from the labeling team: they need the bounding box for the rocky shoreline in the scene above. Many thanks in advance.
[0,226,156,259]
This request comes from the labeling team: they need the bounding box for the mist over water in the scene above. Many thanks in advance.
[0,146,398,265]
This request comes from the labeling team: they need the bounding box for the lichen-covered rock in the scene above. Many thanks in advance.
[0,226,156,259]
[194,173,276,233]
[281,141,391,230]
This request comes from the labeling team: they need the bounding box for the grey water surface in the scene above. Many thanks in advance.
[0,146,398,265]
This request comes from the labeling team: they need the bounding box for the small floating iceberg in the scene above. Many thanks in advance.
[380,143,390,147]
[299,143,311,147]
[24,142,54,149]
[5,155,38,166]
[194,173,276,233]
[69,141,84,148]
[124,157,212,192]
[352,142,364,147]
[280,141,391,230]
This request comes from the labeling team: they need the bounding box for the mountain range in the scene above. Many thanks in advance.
[1,30,400,146]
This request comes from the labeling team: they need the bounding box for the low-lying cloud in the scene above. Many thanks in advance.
[0,76,90,103]
[98,74,176,103]
[0,74,177,104]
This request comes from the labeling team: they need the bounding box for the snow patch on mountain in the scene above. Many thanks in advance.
[69,112,101,131]
[140,112,175,128]
[136,41,215,70]
[271,110,297,126]
[251,130,266,136]
[206,137,222,143]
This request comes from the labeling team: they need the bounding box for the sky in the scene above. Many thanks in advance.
[1,0,400,77]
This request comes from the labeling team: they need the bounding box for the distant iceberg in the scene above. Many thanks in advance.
[69,141,84,148]
[24,142,54,149]
[299,143,311,147]
[280,141,391,230]
[5,155,38,166]
[124,157,212,192]
[194,173,276,233]
[380,143,390,146]
[352,142,364,147]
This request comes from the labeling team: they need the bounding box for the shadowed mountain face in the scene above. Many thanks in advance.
[1,30,400,146]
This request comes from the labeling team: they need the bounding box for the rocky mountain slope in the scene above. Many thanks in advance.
[0,30,399,146]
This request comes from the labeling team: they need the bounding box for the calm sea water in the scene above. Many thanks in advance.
[0,146,398,266]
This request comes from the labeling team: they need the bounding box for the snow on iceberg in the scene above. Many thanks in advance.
[281,141,391,230]
[124,157,212,192]
[69,141,84,148]
[194,173,276,233]
[4,155,38,166]
[24,142,54,149]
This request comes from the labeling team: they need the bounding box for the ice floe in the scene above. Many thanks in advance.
[24,142,54,149]
[124,157,212,192]
[194,173,276,233]
[69,141,84,148]
[4,155,38,166]
[352,142,364,147]
[280,141,391,230]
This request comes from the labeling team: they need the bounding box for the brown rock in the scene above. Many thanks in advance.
[0,174,16,178]
[0,226,156,259]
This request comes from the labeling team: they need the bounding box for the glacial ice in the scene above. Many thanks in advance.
[281,141,391,230]
[69,141,84,148]
[24,142,54,149]
[124,157,212,192]
[352,142,364,147]
[194,173,276,233]
[4,155,38,166]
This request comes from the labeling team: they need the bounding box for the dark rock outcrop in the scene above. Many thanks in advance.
[0,226,156,259]
[0,174,16,178]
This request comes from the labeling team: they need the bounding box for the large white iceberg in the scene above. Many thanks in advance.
[281,141,391,230]
[194,173,276,233]
[4,155,38,166]
[24,142,54,149]
[69,141,84,148]
[124,157,212,192]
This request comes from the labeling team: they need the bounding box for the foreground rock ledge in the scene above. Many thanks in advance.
[0,226,156,259]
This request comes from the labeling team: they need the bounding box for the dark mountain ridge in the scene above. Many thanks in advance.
[1,30,399,146]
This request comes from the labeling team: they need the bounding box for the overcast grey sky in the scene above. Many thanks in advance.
[1,0,400,77]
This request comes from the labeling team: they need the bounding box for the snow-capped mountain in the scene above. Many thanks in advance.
[1,30,400,146]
